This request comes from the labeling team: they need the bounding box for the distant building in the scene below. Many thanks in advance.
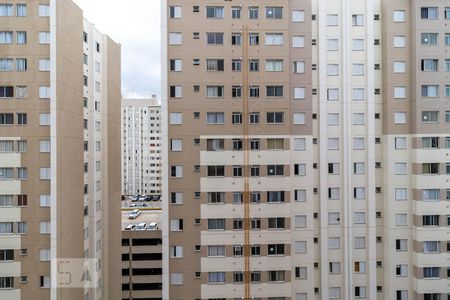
[121,210,162,299]
[122,97,162,195]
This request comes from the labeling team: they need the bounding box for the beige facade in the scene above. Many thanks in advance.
[0,1,121,299]
[163,0,450,299]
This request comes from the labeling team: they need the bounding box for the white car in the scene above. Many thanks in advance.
[135,222,147,230]
[124,224,136,230]
[147,222,158,230]
[128,209,140,219]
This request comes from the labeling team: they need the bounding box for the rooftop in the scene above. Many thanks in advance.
[121,209,161,231]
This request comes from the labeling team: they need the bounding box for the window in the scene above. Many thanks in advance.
[207,166,225,177]
[422,163,439,174]
[0,277,14,288]
[292,10,305,22]
[170,219,183,231]
[168,33,182,45]
[232,139,242,150]
[233,245,243,256]
[265,33,283,45]
[423,267,440,278]
[17,113,27,125]
[268,270,285,282]
[393,61,406,73]
[295,215,306,228]
[249,85,259,97]
[293,61,305,74]
[169,6,182,18]
[293,87,305,99]
[421,59,438,72]
[396,239,407,251]
[170,139,182,151]
[206,112,224,124]
[355,286,366,298]
[0,31,13,44]
[327,113,339,126]
[446,7,450,19]
[267,165,284,176]
[14,58,26,72]
[0,249,13,261]
[423,241,440,253]
[171,273,183,285]
[421,189,439,201]
[268,244,285,255]
[0,4,13,16]
[0,58,12,71]
[329,237,340,249]
[422,111,439,123]
[395,214,407,226]
[207,139,224,151]
[421,33,438,45]
[40,221,50,234]
[327,14,338,26]
[249,59,259,71]
[233,166,243,177]
[266,112,283,124]
[395,163,407,175]
[266,60,283,72]
[39,167,51,180]
[354,187,365,200]
[294,189,306,202]
[0,86,13,98]
[15,86,26,99]
[355,261,366,273]
[17,140,26,152]
[169,86,182,98]
[394,86,406,99]
[231,59,241,71]
[231,6,241,19]
[232,112,242,124]
[393,35,406,48]
[393,10,406,22]
[423,215,440,226]
[328,163,339,175]
[206,6,224,19]
[394,112,406,124]
[327,38,339,51]
[249,33,259,45]
[268,217,285,229]
[329,262,341,274]
[395,137,406,149]
[447,60,450,72]
[446,33,450,45]
[351,14,364,26]
[353,39,364,51]
[421,7,438,20]
[206,59,224,71]
[353,64,364,75]
[38,4,50,17]
[328,212,340,225]
[169,59,182,71]
[266,7,282,19]
[422,137,439,149]
[206,32,224,45]
[353,138,365,150]
[206,86,224,98]
[294,241,306,253]
[0,168,13,180]
[208,219,225,230]
[327,64,339,76]
[249,112,260,124]
[354,212,366,224]
[249,6,258,19]
[354,237,366,249]
[293,138,306,151]
[40,249,51,261]
[295,267,307,279]
[293,113,306,125]
[169,112,182,124]
[170,165,183,177]
[328,138,339,150]
[397,291,408,300]
[38,59,50,71]
[17,167,27,180]
[292,36,304,48]
[39,32,50,44]
[328,88,339,100]
[396,264,408,277]
[267,138,284,150]
[329,287,341,299]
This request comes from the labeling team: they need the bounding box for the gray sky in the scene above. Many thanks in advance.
[73,0,161,98]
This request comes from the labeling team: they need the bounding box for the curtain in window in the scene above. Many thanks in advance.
[0,32,13,44]
[16,59,26,71]
[0,222,13,233]
[0,59,12,71]
[16,4,26,17]
[0,4,13,16]
[423,241,438,253]
[208,272,225,283]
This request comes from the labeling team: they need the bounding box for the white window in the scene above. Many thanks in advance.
[328,138,339,150]
[39,113,51,126]
[293,138,306,151]
[352,14,364,26]
[265,33,283,45]
[395,137,407,149]
[423,241,439,253]
[169,6,182,18]
[354,187,365,200]
[355,261,366,273]
[396,264,408,276]
[354,162,365,174]
[394,112,406,124]
[353,138,365,150]
[171,166,183,178]
[170,219,183,231]
[39,140,50,152]
[95,81,100,92]
[39,86,50,99]
[206,86,223,97]
[171,245,184,258]
[95,61,100,72]
[206,112,224,124]
[355,286,366,298]
[395,213,407,226]
[395,188,407,201]
[395,163,407,175]
[0,58,13,71]
[40,221,51,234]
[39,167,51,180]
[292,36,305,48]
[293,61,305,74]
[394,86,406,99]
[16,86,27,98]
[327,39,338,51]
[293,113,305,125]
[292,10,305,22]
[38,59,50,71]
[293,87,305,99]
[39,32,50,44]
[40,195,51,207]
[294,215,306,228]
[171,192,183,204]
[327,64,339,76]
[421,189,439,201]
[329,188,340,200]
[296,293,307,300]
[0,31,13,44]
[329,262,341,274]
[40,276,50,288]
[352,39,364,51]
[329,237,340,249]
[171,273,183,285]
[393,10,406,22]
[169,33,182,45]
[328,113,339,125]
[328,212,340,225]
[207,245,225,257]
[393,35,406,48]
[0,4,13,16]
[393,61,406,73]
[294,189,306,202]
[327,14,338,26]
[169,112,182,124]
[353,113,364,125]
[354,237,366,249]
[354,212,366,224]
[352,88,365,101]
[38,4,50,17]
[327,88,339,100]
[294,241,306,253]
[39,249,51,261]
[171,139,182,151]
[170,85,182,98]
[352,64,364,76]
[329,287,341,299]
[266,59,283,72]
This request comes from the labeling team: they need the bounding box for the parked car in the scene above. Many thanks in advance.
[129,203,137,208]
[138,203,147,207]
[144,195,152,201]
[128,209,140,219]
[153,195,161,201]
[124,224,136,230]
[130,195,139,202]
[147,222,158,230]
[135,222,147,230]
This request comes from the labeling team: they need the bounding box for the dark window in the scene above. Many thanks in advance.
[266,86,283,97]
[132,238,162,246]
[132,268,163,276]
[0,86,14,98]
[0,113,14,125]
[206,32,224,45]
[17,113,27,125]
[131,253,163,261]
[132,283,162,290]
[121,254,129,261]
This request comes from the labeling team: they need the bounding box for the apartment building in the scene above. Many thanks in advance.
[122,97,162,196]
[0,1,121,299]
[121,210,162,300]
[163,0,450,299]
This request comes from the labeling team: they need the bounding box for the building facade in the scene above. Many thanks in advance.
[163,0,450,299]
[122,97,162,196]
[0,1,121,299]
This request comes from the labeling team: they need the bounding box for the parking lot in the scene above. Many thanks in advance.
[121,209,161,231]
[121,195,162,209]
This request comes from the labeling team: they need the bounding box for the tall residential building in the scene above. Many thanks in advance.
[163,1,450,299]
[122,97,162,196]
[0,1,121,299]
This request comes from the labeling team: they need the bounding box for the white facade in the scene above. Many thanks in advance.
[122,97,162,195]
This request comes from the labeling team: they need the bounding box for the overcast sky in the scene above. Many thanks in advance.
[73,0,161,98]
